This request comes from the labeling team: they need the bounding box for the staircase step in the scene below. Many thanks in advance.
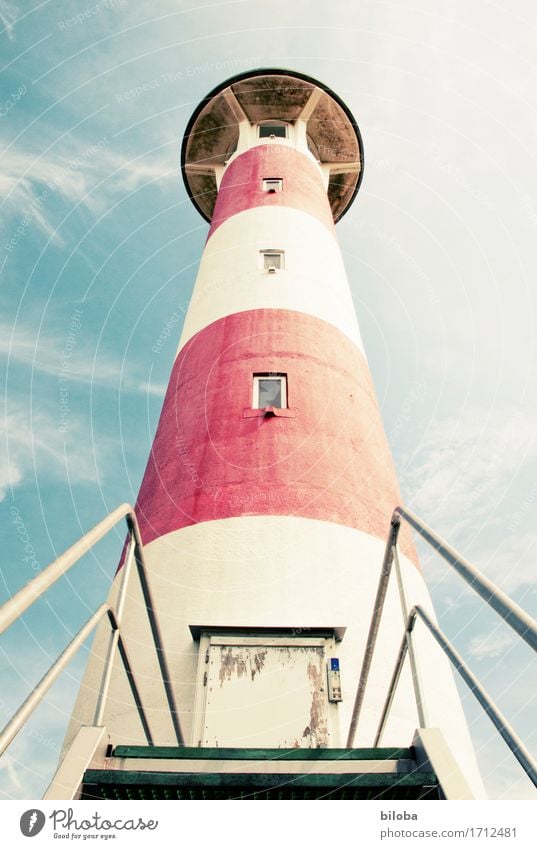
[82,745,438,800]
[82,767,439,800]
[111,745,413,761]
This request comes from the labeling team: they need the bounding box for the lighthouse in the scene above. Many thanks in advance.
[64,69,485,798]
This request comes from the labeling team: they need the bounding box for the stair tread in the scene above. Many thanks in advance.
[82,767,438,800]
[88,745,438,800]
[111,745,413,761]
[84,767,436,787]
[106,757,415,776]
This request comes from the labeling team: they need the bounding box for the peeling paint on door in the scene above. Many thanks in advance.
[204,643,329,748]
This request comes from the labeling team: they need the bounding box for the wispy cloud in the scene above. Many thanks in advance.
[467,630,516,661]
[137,380,167,397]
[109,154,175,193]
[0,319,163,499]
[1,147,103,247]
[0,452,23,503]
[0,319,146,392]
[0,753,22,797]
[1,141,176,247]
[0,403,115,502]
[469,529,537,595]
[400,406,537,594]
[402,407,537,538]
[0,0,18,39]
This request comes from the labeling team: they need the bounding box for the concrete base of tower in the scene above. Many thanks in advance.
[65,515,486,798]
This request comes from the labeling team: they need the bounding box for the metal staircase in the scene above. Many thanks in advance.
[1,503,536,801]
[80,745,439,800]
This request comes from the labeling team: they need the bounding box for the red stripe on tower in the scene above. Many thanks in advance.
[135,308,417,564]
[207,145,335,239]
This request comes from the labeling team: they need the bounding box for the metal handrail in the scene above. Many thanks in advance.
[0,503,185,749]
[1,604,110,756]
[0,528,155,756]
[93,529,144,733]
[391,544,428,729]
[0,503,133,636]
[0,597,155,757]
[373,618,412,748]
[393,506,537,652]
[375,606,537,787]
[346,520,399,746]
[125,514,185,747]
[346,506,537,745]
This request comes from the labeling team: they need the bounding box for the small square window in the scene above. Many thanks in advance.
[253,374,287,409]
[262,178,283,193]
[258,123,287,139]
[261,250,284,271]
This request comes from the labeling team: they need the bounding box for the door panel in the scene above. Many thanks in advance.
[203,643,328,748]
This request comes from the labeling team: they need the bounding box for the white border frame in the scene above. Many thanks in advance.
[257,121,289,139]
[262,177,284,192]
[252,373,287,408]
[259,248,285,271]
[191,632,341,747]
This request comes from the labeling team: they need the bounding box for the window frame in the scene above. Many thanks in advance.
[258,122,288,139]
[260,249,285,271]
[252,373,288,409]
[262,177,283,193]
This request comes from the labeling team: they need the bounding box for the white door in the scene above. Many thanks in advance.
[202,639,329,748]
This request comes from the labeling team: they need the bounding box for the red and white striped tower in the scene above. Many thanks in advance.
[69,70,484,795]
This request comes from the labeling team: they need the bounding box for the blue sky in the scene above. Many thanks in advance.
[1,0,536,799]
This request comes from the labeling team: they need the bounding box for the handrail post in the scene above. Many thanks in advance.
[392,544,429,729]
[353,503,537,790]
[0,503,180,755]
[0,605,111,757]
[373,610,417,746]
[346,519,400,747]
[114,631,154,745]
[93,530,136,728]
[413,605,537,788]
[127,515,185,746]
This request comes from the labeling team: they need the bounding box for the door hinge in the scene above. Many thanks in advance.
[203,671,208,686]
[205,649,209,663]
